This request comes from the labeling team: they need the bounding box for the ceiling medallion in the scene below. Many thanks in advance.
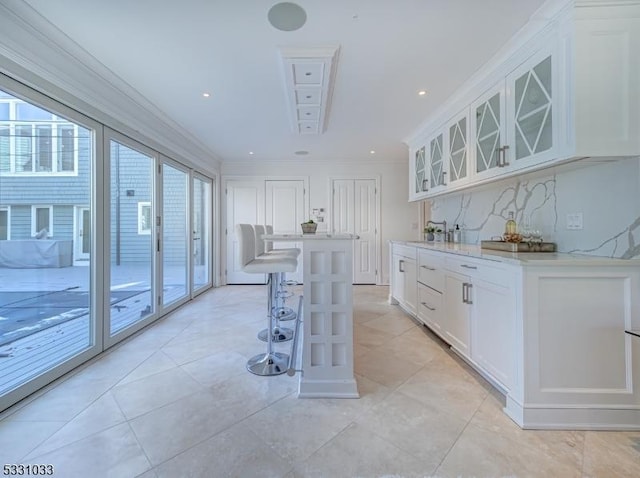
[268,2,307,32]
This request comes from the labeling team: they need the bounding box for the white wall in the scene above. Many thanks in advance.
[429,156,640,258]
[222,159,420,284]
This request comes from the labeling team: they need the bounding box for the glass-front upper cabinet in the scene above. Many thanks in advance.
[506,44,557,168]
[429,132,446,191]
[471,84,507,181]
[447,111,469,185]
[414,146,427,195]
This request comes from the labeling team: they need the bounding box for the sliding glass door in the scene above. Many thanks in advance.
[0,84,101,405]
[192,174,212,293]
[0,78,215,412]
[162,161,189,306]
[108,134,156,338]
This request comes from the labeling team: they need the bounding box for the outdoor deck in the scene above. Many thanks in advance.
[0,265,188,396]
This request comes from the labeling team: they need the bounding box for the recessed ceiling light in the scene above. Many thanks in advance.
[418,90,427,96]
[268,2,307,32]
[295,150,309,156]
[202,93,211,98]
[249,151,254,155]
[370,150,376,154]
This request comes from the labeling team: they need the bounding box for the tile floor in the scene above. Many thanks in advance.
[1,285,639,477]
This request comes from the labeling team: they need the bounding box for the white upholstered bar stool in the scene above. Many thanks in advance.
[264,225,300,258]
[236,224,298,376]
[256,225,300,327]
[253,224,297,339]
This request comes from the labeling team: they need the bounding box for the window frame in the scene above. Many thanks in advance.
[0,97,79,176]
[31,205,53,238]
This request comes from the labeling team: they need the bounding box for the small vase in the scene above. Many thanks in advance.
[425,233,434,242]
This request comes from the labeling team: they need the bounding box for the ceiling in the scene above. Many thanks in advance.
[22,0,546,164]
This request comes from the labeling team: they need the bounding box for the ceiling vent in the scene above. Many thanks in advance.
[278,46,340,135]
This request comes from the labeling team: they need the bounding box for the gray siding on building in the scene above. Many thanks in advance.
[2,123,190,265]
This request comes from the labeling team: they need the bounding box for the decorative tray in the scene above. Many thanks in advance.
[480,240,556,253]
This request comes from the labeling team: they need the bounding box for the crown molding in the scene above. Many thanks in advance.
[0,0,220,174]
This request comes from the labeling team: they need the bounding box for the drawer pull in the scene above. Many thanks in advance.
[399,260,405,273]
[421,302,436,311]
[461,264,478,270]
[420,265,436,271]
[462,283,474,304]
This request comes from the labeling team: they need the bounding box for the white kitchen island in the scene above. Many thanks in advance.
[264,233,359,399]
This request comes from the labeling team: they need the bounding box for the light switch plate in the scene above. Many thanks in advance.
[566,212,583,230]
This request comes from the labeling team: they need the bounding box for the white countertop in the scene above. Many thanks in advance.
[265,233,359,241]
[391,240,640,266]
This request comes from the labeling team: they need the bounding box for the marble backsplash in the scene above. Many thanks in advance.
[429,156,640,258]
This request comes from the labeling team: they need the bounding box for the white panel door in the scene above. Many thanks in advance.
[353,179,377,284]
[265,180,304,283]
[225,180,265,284]
[332,179,354,236]
[332,179,377,284]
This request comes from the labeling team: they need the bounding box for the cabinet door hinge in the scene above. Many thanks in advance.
[158,164,162,174]
[157,295,161,306]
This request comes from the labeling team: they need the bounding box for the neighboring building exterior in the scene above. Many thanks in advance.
[0,89,186,266]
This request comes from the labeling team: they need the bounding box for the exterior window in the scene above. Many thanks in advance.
[0,91,79,175]
[0,125,8,172]
[31,205,52,237]
[138,202,152,235]
[0,207,8,240]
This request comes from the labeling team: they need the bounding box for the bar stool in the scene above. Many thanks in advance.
[265,225,300,258]
[255,225,299,329]
[236,224,298,376]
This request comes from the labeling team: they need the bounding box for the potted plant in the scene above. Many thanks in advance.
[301,219,318,234]
[424,226,436,242]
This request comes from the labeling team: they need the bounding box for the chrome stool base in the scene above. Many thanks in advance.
[274,307,296,321]
[247,352,290,376]
[257,327,293,343]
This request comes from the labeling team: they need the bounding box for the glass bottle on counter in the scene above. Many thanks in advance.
[505,211,517,235]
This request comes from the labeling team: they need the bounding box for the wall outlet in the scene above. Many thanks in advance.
[566,212,583,230]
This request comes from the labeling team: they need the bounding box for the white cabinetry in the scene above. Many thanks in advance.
[506,264,640,429]
[416,250,445,334]
[443,255,516,391]
[389,242,640,429]
[389,244,417,315]
[444,270,471,357]
[446,109,470,187]
[408,2,640,201]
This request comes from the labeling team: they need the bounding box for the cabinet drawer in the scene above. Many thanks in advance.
[393,244,417,260]
[418,251,445,292]
[417,283,442,329]
[444,256,510,287]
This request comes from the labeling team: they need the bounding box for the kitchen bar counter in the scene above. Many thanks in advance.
[392,240,640,266]
[264,233,359,398]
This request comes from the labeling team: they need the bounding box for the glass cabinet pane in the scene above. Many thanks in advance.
[475,92,501,173]
[449,117,467,182]
[414,146,426,193]
[430,134,444,187]
[514,56,552,160]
